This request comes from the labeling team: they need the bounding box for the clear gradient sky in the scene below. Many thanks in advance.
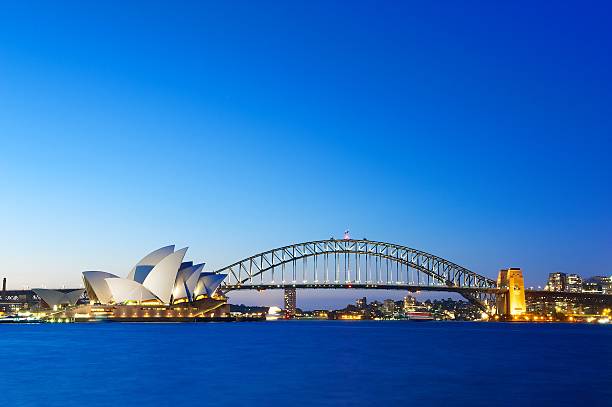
[0,1,611,308]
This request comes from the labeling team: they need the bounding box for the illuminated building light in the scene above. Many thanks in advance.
[496,268,526,316]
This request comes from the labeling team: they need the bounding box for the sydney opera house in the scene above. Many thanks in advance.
[53,245,229,321]
[83,245,226,306]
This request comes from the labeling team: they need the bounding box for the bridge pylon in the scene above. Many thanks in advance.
[496,268,526,317]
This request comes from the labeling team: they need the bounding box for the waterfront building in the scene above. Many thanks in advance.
[526,290,612,318]
[582,281,603,294]
[566,274,583,293]
[496,268,526,316]
[284,287,297,318]
[32,245,234,322]
[546,272,567,292]
[82,245,226,306]
[403,295,416,312]
[588,276,612,294]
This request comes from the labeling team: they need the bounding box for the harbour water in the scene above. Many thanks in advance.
[0,321,610,406]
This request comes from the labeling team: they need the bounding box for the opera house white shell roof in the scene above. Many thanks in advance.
[82,246,226,305]
[33,288,85,308]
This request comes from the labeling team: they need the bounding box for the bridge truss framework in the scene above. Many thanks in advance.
[216,239,500,311]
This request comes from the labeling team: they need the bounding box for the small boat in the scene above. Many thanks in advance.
[0,314,43,323]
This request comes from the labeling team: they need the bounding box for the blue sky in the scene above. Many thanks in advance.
[0,1,610,308]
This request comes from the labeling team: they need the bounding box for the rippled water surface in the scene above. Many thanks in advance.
[0,321,610,406]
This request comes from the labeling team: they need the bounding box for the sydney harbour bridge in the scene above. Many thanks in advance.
[216,238,502,312]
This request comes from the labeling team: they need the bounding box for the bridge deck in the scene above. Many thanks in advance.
[223,283,503,294]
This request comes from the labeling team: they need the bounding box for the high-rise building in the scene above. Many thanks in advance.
[546,272,567,292]
[566,274,583,293]
[496,268,526,316]
[284,288,297,319]
[382,299,396,316]
[356,297,367,309]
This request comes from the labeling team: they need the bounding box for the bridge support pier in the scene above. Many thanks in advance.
[496,268,526,317]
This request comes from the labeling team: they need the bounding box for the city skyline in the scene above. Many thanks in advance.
[1,2,611,308]
[1,3,610,406]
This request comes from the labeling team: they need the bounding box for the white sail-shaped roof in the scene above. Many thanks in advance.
[127,245,175,283]
[83,271,119,304]
[185,264,204,300]
[194,273,227,297]
[172,263,204,302]
[33,288,85,308]
[105,278,159,304]
[193,274,208,298]
[142,247,188,304]
[172,268,192,301]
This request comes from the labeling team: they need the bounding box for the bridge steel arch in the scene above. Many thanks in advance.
[216,239,499,311]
